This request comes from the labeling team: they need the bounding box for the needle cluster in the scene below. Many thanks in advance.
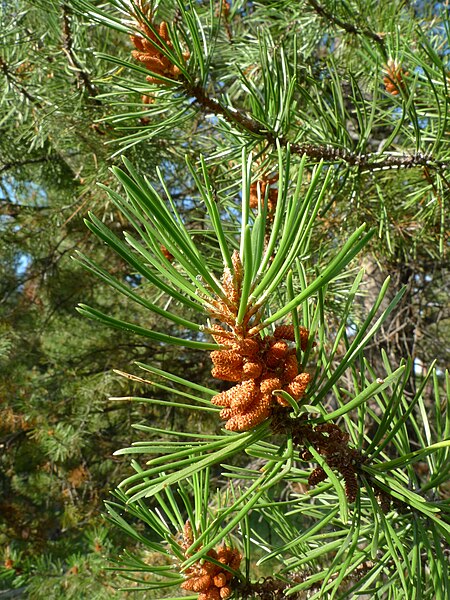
[181,522,242,600]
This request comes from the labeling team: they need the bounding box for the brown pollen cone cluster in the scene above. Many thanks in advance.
[130,5,189,85]
[181,522,241,600]
[383,59,409,96]
[297,423,361,503]
[211,325,311,431]
[160,244,175,262]
[298,422,406,511]
[249,175,278,219]
[207,251,312,431]
[271,412,409,512]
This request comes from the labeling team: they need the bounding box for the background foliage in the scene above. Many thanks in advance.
[0,0,449,598]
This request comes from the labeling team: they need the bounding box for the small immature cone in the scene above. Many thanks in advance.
[212,390,235,409]
[229,379,258,411]
[232,338,260,357]
[341,466,358,503]
[228,548,243,571]
[211,384,243,408]
[269,340,289,359]
[130,34,145,52]
[274,324,310,350]
[213,573,227,588]
[159,21,169,41]
[203,550,219,572]
[298,326,310,351]
[130,14,190,85]
[285,372,310,399]
[181,541,241,600]
[242,360,263,379]
[211,364,243,382]
[217,546,231,563]
[260,375,282,394]
[383,59,408,95]
[132,53,169,71]
[203,590,221,600]
[219,406,239,420]
[265,347,284,368]
[308,466,327,486]
[214,379,257,411]
[282,352,298,382]
[225,393,271,431]
[274,324,295,341]
[210,349,243,368]
[217,546,241,570]
[181,574,211,592]
[193,575,212,592]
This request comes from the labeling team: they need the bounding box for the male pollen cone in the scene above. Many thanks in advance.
[211,324,312,430]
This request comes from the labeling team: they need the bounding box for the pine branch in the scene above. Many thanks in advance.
[0,55,42,107]
[0,588,29,599]
[61,4,100,103]
[305,0,387,55]
[0,156,52,175]
[188,82,450,173]
[237,560,374,599]
[0,197,49,216]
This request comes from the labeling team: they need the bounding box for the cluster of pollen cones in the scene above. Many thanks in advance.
[210,324,311,431]
[383,59,408,96]
[249,175,278,217]
[181,522,241,600]
[206,251,312,431]
[130,8,189,84]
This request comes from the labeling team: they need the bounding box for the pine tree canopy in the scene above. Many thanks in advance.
[1,1,449,599]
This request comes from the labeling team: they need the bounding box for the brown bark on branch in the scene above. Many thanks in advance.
[305,0,387,54]
[0,157,52,175]
[61,4,101,103]
[0,55,42,107]
[187,83,449,173]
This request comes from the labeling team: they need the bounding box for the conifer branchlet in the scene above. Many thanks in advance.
[207,252,312,431]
